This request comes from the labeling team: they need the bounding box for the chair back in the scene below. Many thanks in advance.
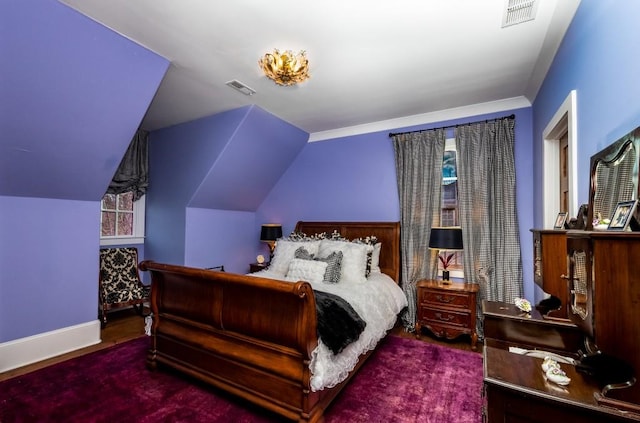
[99,247,142,299]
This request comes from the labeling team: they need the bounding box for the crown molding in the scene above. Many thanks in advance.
[308,96,531,142]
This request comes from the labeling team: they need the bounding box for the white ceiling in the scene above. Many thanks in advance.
[60,0,580,139]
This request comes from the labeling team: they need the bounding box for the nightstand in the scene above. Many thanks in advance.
[249,262,268,273]
[415,279,478,350]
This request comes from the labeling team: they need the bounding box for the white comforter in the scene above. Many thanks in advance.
[252,269,407,391]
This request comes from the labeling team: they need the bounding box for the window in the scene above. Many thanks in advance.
[441,138,463,277]
[100,192,145,245]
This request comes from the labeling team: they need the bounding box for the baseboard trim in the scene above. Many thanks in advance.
[0,320,101,373]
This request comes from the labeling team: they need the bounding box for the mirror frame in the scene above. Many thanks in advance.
[587,127,640,230]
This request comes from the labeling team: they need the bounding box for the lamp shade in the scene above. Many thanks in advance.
[260,224,283,242]
[429,227,463,250]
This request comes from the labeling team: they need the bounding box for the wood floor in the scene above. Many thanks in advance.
[0,308,480,383]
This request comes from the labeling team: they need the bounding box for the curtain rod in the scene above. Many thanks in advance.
[388,114,515,138]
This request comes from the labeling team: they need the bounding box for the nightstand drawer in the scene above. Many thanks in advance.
[421,290,470,309]
[420,307,471,328]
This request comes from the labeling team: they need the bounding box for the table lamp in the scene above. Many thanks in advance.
[260,223,282,262]
[429,227,463,283]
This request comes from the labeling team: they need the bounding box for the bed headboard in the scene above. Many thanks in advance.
[293,221,401,283]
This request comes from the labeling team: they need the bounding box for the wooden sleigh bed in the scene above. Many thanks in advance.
[139,221,401,423]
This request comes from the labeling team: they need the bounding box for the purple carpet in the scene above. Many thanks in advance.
[0,335,483,422]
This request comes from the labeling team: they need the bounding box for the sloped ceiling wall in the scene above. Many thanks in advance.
[146,105,309,265]
[0,0,169,201]
[189,106,309,211]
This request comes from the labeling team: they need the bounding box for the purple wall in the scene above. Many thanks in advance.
[533,1,640,226]
[146,105,308,269]
[185,208,257,273]
[258,108,536,300]
[0,0,168,342]
[0,197,99,342]
[1,0,169,201]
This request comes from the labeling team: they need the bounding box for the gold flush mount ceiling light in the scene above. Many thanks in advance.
[259,49,310,86]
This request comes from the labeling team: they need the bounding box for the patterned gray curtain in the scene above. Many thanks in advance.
[455,117,523,338]
[392,129,445,330]
[106,129,149,201]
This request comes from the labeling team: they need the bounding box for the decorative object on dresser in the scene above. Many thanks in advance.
[260,223,282,261]
[415,279,478,350]
[554,211,568,229]
[607,200,638,231]
[428,226,463,282]
[566,203,589,230]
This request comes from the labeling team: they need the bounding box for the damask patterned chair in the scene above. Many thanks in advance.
[99,247,150,326]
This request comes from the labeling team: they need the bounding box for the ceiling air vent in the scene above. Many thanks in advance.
[225,79,256,96]
[502,0,538,28]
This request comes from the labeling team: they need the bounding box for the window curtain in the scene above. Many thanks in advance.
[106,129,149,201]
[455,117,523,338]
[392,129,445,330]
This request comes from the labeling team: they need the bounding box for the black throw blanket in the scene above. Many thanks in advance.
[314,290,366,355]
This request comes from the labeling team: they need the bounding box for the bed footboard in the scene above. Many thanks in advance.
[139,261,329,422]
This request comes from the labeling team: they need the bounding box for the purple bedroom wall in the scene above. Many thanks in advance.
[0,0,168,342]
[184,208,257,274]
[532,1,640,227]
[146,105,308,270]
[257,107,536,301]
[0,197,99,342]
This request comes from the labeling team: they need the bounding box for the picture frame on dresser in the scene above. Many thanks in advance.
[608,200,638,231]
[553,212,568,229]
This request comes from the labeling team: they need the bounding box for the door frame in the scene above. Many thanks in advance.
[542,90,578,228]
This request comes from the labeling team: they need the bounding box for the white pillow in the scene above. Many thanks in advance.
[269,239,321,275]
[318,239,369,283]
[286,258,328,284]
[370,243,382,274]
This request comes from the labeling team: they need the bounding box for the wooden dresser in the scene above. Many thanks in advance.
[483,300,583,355]
[483,346,640,422]
[415,279,478,350]
[483,231,640,421]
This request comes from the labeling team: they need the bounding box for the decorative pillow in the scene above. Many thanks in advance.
[284,231,328,241]
[269,239,321,276]
[352,236,379,277]
[318,239,369,284]
[294,246,315,260]
[294,247,343,284]
[327,230,344,240]
[286,258,328,284]
[315,250,343,284]
[370,242,382,273]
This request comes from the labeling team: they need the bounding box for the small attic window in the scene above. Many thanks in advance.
[502,0,538,27]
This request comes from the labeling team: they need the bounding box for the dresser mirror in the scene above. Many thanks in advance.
[587,126,640,230]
